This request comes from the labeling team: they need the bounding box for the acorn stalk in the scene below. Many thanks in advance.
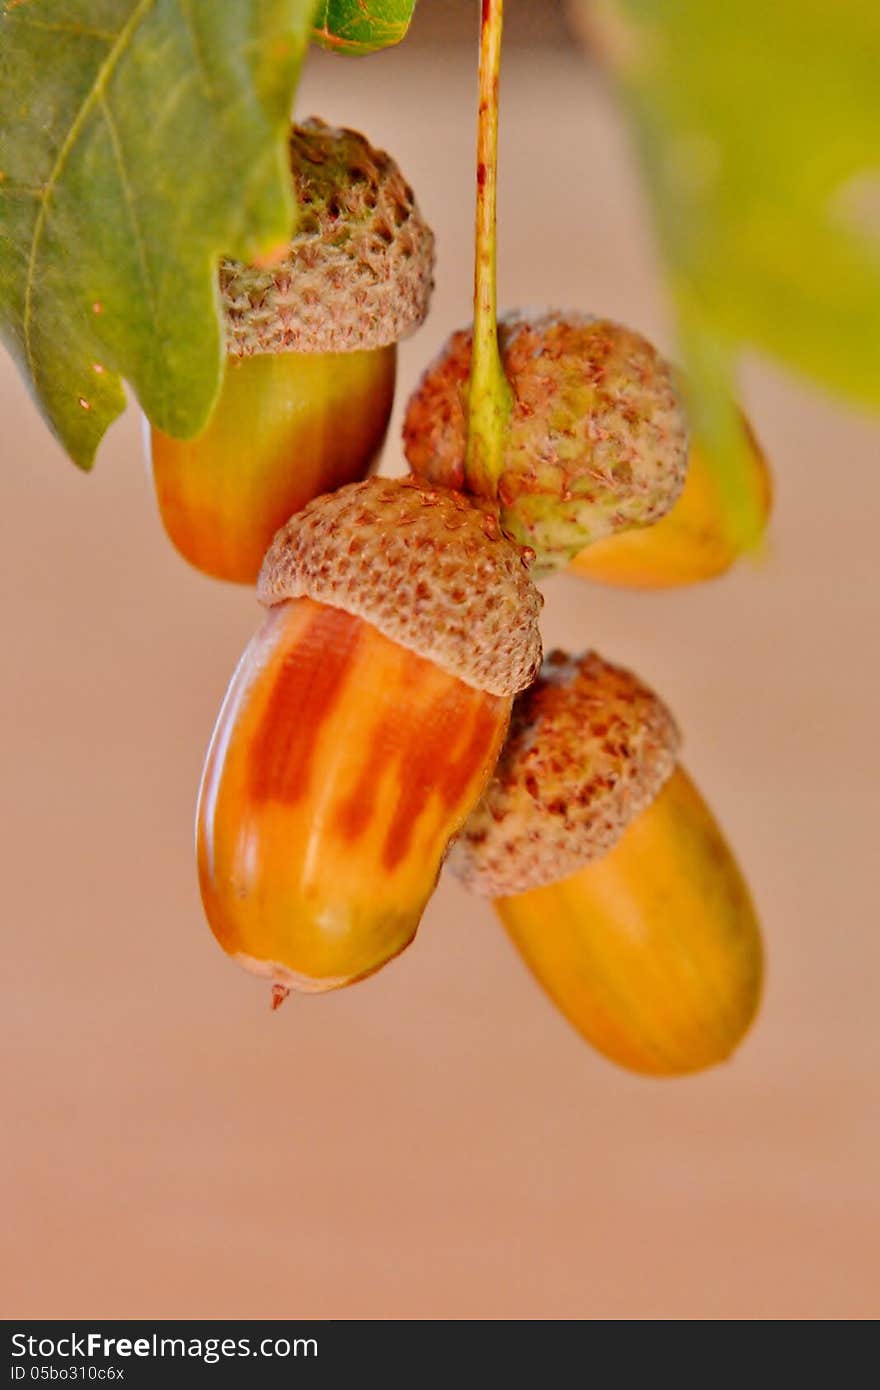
[147,119,434,583]
[451,651,763,1076]
[198,477,542,996]
[465,0,514,498]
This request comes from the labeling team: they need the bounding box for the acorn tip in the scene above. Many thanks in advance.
[270,983,290,1012]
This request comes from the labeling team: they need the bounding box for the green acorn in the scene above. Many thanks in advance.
[403,311,688,576]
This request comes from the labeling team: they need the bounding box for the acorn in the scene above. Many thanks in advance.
[197,476,542,998]
[403,311,688,576]
[148,119,435,583]
[450,651,763,1076]
[570,411,773,588]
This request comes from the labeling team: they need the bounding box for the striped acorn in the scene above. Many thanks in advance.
[148,119,435,583]
[197,476,542,1000]
[451,651,763,1076]
[403,311,688,577]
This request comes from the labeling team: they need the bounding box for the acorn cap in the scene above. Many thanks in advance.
[450,650,680,895]
[221,118,435,356]
[258,476,543,697]
[403,311,688,573]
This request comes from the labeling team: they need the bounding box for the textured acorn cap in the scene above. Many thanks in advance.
[403,311,688,574]
[450,650,680,895]
[221,118,435,356]
[258,476,543,697]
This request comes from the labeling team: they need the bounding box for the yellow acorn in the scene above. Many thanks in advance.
[451,651,763,1076]
[197,476,542,999]
[148,119,435,583]
[569,415,773,588]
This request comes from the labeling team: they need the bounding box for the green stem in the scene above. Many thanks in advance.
[465,0,513,498]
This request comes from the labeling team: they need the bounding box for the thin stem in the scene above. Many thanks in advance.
[465,0,513,498]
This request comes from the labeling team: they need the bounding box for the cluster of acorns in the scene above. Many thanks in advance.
[146,119,770,1077]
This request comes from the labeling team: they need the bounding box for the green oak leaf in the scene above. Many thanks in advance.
[312,0,416,56]
[0,0,316,469]
[578,0,880,547]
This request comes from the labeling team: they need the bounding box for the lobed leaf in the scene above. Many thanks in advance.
[0,0,316,469]
[312,0,416,56]
[576,0,880,546]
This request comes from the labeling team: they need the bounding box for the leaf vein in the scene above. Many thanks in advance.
[176,0,217,103]
[99,91,160,401]
[12,18,117,41]
[21,0,155,384]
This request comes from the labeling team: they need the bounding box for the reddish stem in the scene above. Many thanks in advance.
[465,0,513,497]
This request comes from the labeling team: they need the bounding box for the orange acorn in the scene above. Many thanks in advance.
[197,476,542,998]
[148,119,435,583]
[451,651,763,1076]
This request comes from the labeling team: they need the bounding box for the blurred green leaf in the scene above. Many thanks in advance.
[578,0,880,546]
[312,0,416,55]
[0,0,316,469]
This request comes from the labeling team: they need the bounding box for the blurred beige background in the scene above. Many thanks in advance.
[2,5,879,1320]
